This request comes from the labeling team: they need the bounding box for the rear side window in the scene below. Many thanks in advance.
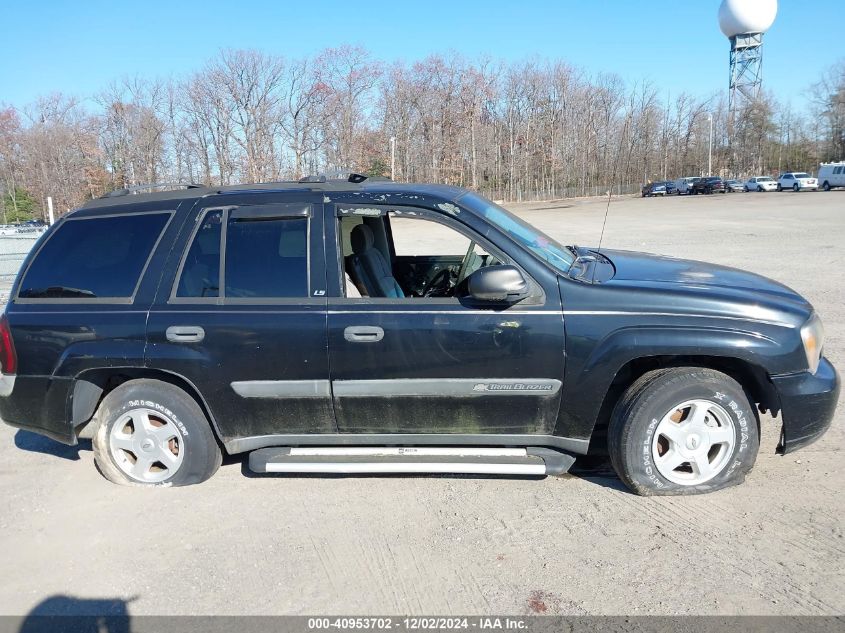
[176,210,222,298]
[174,204,310,301]
[18,212,170,300]
[225,217,308,298]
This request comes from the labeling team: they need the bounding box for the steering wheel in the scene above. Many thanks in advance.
[421,267,455,297]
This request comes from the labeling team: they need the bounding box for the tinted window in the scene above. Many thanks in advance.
[225,216,308,298]
[19,212,170,299]
[176,210,222,298]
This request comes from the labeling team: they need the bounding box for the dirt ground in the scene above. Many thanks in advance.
[0,190,843,617]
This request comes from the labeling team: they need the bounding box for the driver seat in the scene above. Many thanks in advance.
[347,224,404,298]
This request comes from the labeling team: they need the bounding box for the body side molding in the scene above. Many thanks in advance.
[231,380,331,399]
[332,378,562,397]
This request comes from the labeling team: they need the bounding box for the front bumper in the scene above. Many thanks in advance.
[772,357,840,453]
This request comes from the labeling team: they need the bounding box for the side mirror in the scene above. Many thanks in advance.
[466,265,530,304]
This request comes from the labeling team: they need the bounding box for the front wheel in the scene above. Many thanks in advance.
[793,184,800,192]
[92,379,222,487]
[608,368,759,496]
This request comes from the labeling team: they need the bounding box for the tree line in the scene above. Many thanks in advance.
[1,46,843,220]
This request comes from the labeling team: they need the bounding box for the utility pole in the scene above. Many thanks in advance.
[390,136,396,181]
[707,112,714,175]
[47,196,55,226]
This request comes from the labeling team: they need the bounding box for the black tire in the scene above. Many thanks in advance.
[92,379,222,487]
[757,186,763,192]
[822,181,830,191]
[793,184,799,192]
[608,367,759,496]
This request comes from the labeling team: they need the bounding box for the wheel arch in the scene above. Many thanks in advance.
[71,368,224,449]
[586,354,778,455]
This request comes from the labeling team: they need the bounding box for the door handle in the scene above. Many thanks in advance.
[166,325,205,343]
[344,326,384,343]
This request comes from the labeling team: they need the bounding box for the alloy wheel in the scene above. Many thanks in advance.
[109,408,185,483]
[651,399,735,485]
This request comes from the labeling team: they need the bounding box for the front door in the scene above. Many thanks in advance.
[146,192,334,452]
[326,203,565,437]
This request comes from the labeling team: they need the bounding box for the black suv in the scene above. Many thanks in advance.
[0,177,838,495]
[690,177,727,194]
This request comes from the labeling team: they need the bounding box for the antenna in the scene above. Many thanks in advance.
[592,114,632,283]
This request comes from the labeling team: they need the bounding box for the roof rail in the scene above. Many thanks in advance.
[101,183,204,198]
[297,172,382,184]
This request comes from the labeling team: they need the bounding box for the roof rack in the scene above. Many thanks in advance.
[101,183,204,199]
[297,172,392,184]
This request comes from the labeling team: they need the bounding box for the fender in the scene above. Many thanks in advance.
[555,322,804,440]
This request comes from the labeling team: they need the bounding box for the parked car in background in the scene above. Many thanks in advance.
[724,179,745,193]
[745,176,778,192]
[818,162,845,191]
[690,177,726,195]
[663,180,678,195]
[778,172,818,192]
[641,181,668,197]
[674,177,700,195]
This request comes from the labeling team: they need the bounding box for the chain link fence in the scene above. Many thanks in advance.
[0,236,40,305]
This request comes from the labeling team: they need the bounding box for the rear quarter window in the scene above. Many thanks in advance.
[18,212,171,300]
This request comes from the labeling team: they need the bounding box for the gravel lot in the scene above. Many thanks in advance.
[0,190,843,617]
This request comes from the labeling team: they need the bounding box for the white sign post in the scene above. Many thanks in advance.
[47,196,55,225]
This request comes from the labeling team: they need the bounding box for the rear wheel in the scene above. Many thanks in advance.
[92,379,222,487]
[608,368,759,496]
[822,181,831,191]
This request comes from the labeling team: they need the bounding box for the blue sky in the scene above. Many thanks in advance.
[1,0,841,112]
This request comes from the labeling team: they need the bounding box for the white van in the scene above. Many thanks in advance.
[818,162,845,191]
[674,176,699,195]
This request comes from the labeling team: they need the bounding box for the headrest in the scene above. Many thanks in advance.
[350,223,374,255]
[278,226,306,257]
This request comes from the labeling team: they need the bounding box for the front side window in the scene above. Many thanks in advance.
[174,205,309,300]
[19,212,170,300]
[340,211,501,299]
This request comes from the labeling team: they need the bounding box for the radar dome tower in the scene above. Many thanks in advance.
[718,0,777,120]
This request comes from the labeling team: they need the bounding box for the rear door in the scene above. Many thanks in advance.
[146,192,334,453]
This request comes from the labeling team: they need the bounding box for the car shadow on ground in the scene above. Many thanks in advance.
[12,430,633,493]
[17,594,133,633]
[566,455,631,493]
[13,430,91,461]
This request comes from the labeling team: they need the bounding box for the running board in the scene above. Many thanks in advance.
[247,446,574,476]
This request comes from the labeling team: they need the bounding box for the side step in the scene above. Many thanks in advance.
[248,446,575,476]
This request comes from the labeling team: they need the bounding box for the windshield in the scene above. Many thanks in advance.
[457,191,575,274]
[758,177,773,182]
[794,173,810,178]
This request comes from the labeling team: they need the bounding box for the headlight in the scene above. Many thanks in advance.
[800,313,825,374]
